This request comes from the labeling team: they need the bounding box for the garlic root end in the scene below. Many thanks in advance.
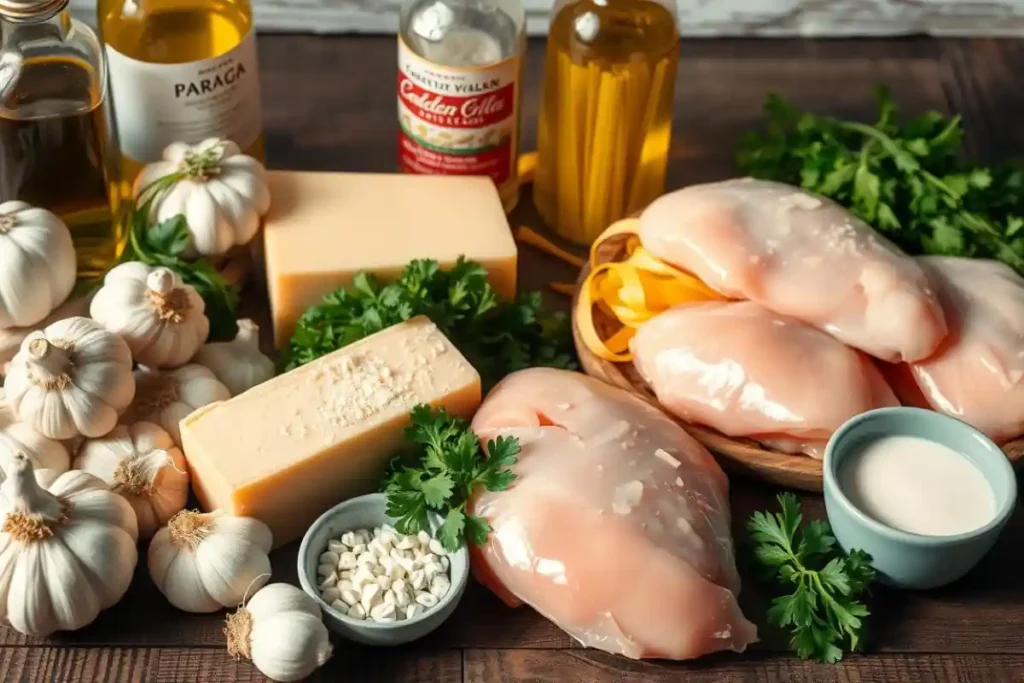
[224,607,253,661]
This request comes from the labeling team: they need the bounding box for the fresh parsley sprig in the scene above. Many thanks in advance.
[738,85,1024,274]
[381,405,520,552]
[283,257,577,388]
[748,493,876,664]
[123,178,240,341]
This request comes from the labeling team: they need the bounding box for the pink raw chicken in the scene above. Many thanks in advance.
[632,301,899,457]
[885,257,1024,444]
[638,178,947,363]
[468,368,757,660]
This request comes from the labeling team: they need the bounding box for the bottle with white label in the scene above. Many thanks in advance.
[97,0,264,197]
[398,0,526,213]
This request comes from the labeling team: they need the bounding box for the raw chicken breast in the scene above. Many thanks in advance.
[638,178,947,362]
[885,257,1024,444]
[633,301,899,457]
[469,368,756,660]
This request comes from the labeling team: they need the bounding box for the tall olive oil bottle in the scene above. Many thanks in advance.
[534,0,679,245]
[97,0,265,196]
[0,0,124,278]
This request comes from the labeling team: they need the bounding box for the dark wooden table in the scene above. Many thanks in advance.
[3,35,1022,683]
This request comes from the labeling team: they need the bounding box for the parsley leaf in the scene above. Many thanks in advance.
[122,179,240,341]
[748,493,876,664]
[381,404,519,552]
[738,85,1024,275]
[282,257,578,388]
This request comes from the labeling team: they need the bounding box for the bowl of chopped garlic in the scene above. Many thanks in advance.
[297,493,470,646]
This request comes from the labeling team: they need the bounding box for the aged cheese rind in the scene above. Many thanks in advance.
[264,170,518,347]
[180,316,482,547]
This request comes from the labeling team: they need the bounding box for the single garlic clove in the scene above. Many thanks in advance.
[322,587,341,603]
[428,539,447,556]
[430,575,451,599]
[360,583,383,612]
[370,601,396,622]
[415,591,439,608]
[330,599,349,615]
[340,589,360,606]
[319,551,339,565]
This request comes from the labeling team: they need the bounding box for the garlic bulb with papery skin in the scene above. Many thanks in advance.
[149,509,273,613]
[73,422,189,539]
[0,388,69,483]
[90,262,210,369]
[0,200,76,329]
[122,365,230,445]
[225,583,333,682]
[3,317,135,439]
[192,319,274,396]
[0,454,139,637]
[133,138,271,257]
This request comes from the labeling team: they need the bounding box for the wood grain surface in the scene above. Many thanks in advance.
[2,35,1022,683]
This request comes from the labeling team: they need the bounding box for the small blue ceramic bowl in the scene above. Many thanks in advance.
[823,407,1017,590]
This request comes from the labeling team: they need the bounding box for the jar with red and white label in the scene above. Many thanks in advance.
[398,0,526,213]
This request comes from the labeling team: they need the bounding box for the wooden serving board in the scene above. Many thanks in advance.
[572,252,1024,493]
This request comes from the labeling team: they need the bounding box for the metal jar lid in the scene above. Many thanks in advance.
[0,0,70,23]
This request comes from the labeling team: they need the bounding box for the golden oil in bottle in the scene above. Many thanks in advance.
[534,0,679,245]
[0,3,124,279]
[98,0,265,196]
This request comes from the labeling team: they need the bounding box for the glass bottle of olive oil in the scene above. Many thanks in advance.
[534,0,679,246]
[0,0,124,279]
[97,0,265,195]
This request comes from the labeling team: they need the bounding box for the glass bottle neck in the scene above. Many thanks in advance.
[1,7,74,46]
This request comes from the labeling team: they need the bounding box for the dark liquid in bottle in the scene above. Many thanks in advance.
[0,56,121,279]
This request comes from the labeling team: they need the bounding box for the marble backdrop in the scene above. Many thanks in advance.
[74,0,1024,36]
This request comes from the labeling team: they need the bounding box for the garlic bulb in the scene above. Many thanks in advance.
[192,319,275,396]
[133,138,271,257]
[225,583,333,682]
[73,422,189,539]
[3,316,136,439]
[0,388,69,482]
[149,509,273,613]
[90,262,210,369]
[0,200,77,329]
[0,454,139,637]
[123,365,230,444]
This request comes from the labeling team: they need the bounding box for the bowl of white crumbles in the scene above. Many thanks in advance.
[297,492,470,646]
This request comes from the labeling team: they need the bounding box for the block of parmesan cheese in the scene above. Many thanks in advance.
[263,170,518,347]
[179,316,481,547]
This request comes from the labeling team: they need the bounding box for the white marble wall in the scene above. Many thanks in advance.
[71,0,1024,36]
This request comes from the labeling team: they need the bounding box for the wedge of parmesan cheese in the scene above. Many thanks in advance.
[180,316,481,547]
